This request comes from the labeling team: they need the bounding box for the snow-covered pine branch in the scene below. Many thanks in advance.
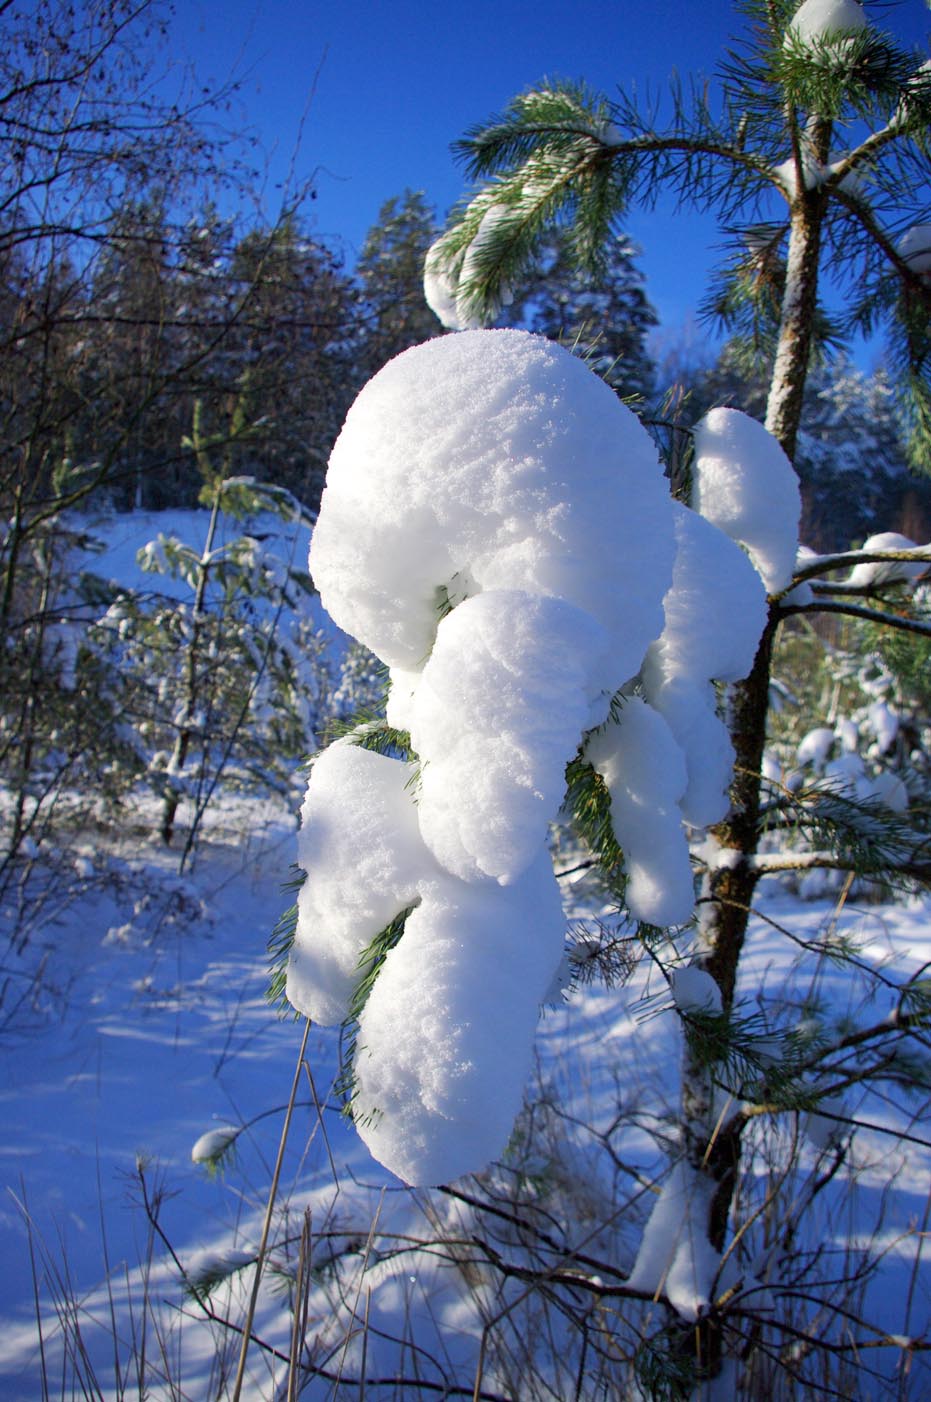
[286,328,799,1187]
[785,535,931,589]
[432,3,931,464]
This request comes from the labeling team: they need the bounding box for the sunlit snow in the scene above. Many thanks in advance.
[787,0,867,45]
[693,406,801,594]
[293,329,794,1184]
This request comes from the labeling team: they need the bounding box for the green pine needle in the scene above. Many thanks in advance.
[335,903,419,1119]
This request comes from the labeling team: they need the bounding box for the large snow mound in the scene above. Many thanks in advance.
[310,329,674,675]
[310,329,676,883]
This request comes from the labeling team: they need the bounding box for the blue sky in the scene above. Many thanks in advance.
[172,0,931,350]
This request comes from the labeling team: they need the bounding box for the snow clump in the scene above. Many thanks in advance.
[191,1125,241,1165]
[585,697,693,927]
[847,531,927,589]
[424,206,515,332]
[797,726,837,771]
[289,329,794,1186]
[786,0,866,46]
[772,148,865,200]
[692,407,801,594]
[627,1159,722,1320]
[669,965,723,1015]
[897,225,931,278]
[642,500,768,827]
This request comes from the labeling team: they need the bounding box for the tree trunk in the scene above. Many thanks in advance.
[159,490,221,846]
[675,187,826,1374]
[765,123,830,458]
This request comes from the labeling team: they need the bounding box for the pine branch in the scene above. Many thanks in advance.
[443,79,785,324]
[783,544,931,588]
[746,845,931,884]
[266,872,303,1015]
[782,599,931,637]
[335,904,418,1117]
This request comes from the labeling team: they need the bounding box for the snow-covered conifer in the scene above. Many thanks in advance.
[289,328,778,1184]
[401,4,931,1382]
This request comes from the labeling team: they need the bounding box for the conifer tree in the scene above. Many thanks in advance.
[355,189,442,379]
[411,0,931,1382]
[513,227,657,400]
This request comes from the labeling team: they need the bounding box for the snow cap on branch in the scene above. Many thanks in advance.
[585,698,693,926]
[424,205,514,331]
[848,531,925,588]
[692,407,801,595]
[286,744,428,1025]
[898,225,931,278]
[643,501,768,826]
[422,248,466,330]
[310,329,676,883]
[670,965,723,1015]
[627,1159,722,1320]
[786,0,866,45]
[772,148,865,200]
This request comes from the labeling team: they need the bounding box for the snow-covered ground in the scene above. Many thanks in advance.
[2,808,930,1397]
[2,489,930,1398]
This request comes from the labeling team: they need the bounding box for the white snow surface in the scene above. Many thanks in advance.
[353,847,566,1185]
[627,1159,722,1321]
[848,531,926,588]
[787,0,867,43]
[692,407,801,595]
[585,698,694,927]
[643,501,768,827]
[898,224,931,276]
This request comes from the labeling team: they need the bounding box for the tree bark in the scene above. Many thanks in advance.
[676,181,828,1375]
